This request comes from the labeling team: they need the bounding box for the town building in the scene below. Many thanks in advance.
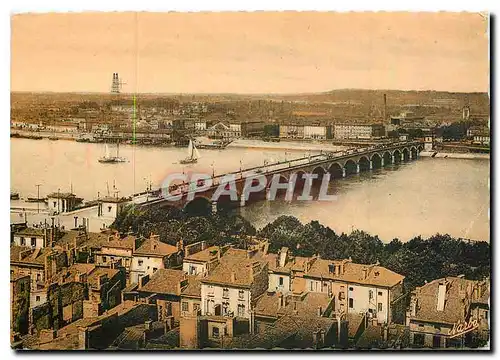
[301,258,405,324]
[182,241,222,276]
[333,124,386,140]
[241,121,265,137]
[46,192,84,214]
[130,235,183,284]
[94,233,140,281]
[206,122,240,140]
[200,248,269,320]
[13,227,53,248]
[406,276,490,348]
[279,124,305,139]
[11,274,31,336]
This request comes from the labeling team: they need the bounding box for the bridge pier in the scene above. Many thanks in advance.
[240,196,246,207]
[391,155,395,164]
[381,158,385,167]
[211,201,217,214]
[356,164,360,174]
[342,168,346,178]
[369,160,373,170]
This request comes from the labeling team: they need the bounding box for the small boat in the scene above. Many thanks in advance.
[10,192,20,200]
[179,140,201,164]
[48,136,59,141]
[98,143,127,163]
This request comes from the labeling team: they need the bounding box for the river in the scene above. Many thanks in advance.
[10,138,490,242]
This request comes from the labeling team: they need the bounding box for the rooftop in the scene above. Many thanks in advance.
[304,258,404,288]
[409,276,479,325]
[184,245,220,263]
[46,192,79,199]
[201,256,268,288]
[181,276,202,299]
[139,269,187,296]
[254,291,333,319]
[10,245,50,265]
[14,227,48,237]
[134,236,178,257]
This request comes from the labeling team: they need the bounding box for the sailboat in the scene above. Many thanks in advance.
[98,142,127,163]
[180,139,201,164]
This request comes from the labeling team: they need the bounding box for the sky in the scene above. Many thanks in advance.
[11,12,489,94]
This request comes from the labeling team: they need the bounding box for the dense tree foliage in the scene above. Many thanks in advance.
[112,210,490,293]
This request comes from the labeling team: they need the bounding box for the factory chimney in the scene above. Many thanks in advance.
[383,93,387,123]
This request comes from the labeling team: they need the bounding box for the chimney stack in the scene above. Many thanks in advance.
[437,282,447,311]
[383,93,387,122]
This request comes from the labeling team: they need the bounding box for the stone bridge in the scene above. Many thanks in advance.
[141,140,424,214]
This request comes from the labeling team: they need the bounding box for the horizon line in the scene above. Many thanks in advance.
[10,88,489,96]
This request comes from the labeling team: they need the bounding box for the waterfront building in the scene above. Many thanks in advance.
[303,125,328,140]
[279,124,305,139]
[241,120,265,137]
[47,192,83,214]
[333,124,386,140]
[406,276,490,348]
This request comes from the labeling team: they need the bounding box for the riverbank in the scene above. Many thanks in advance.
[227,139,346,152]
[420,151,490,160]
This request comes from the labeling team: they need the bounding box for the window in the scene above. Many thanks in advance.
[153,267,158,273]
[31,238,36,247]
[349,287,353,291]
[36,296,40,302]
[53,201,57,208]
[36,274,41,281]
[378,303,383,312]
[212,327,219,338]
[369,290,373,300]
[108,206,112,212]
[147,266,150,270]
[349,298,354,309]
[378,291,383,296]
[238,290,245,299]
[223,288,229,298]
[138,260,143,266]
[20,237,25,246]
[182,302,189,312]
[193,303,200,313]
[237,304,245,317]
[279,277,284,286]
[310,282,314,291]
[102,256,107,263]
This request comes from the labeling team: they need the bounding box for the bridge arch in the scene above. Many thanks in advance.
[393,149,402,164]
[358,156,371,172]
[184,196,212,216]
[382,151,392,166]
[328,162,344,179]
[417,144,424,152]
[370,152,383,169]
[344,159,358,176]
[410,146,418,159]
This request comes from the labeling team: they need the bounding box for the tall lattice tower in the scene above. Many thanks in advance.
[111,72,121,94]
